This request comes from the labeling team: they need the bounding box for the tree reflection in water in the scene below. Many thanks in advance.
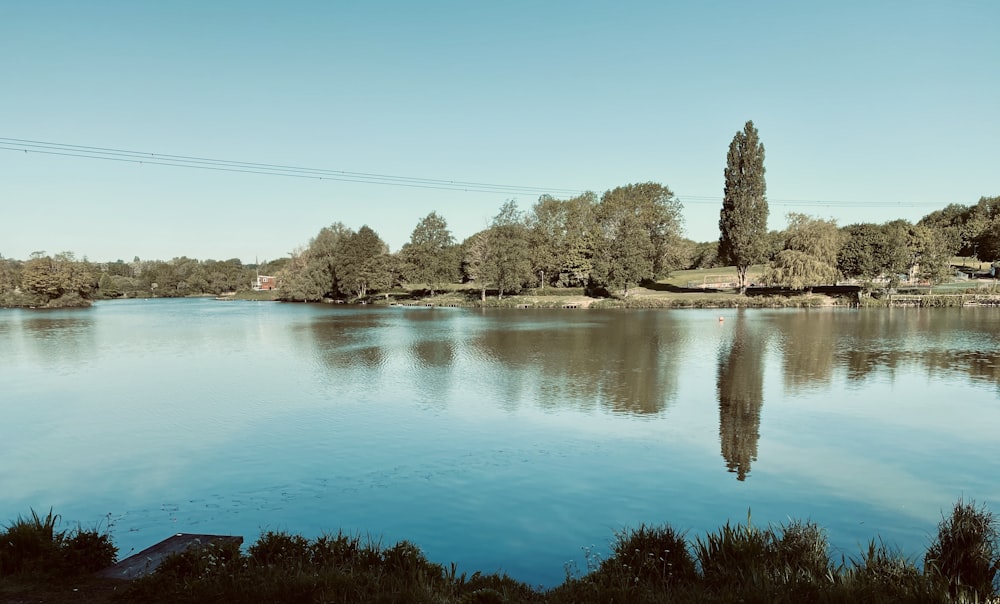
[716,311,767,481]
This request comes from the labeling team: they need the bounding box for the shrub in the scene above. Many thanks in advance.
[0,508,116,577]
[60,525,118,573]
[0,508,63,575]
[248,530,311,567]
[604,523,696,586]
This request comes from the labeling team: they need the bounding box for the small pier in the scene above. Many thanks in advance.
[98,533,243,580]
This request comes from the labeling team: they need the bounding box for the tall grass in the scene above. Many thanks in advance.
[4,502,999,602]
[0,507,117,577]
[925,498,1000,600]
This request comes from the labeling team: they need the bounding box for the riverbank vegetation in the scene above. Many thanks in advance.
[2,500,997,603]
[2,192,999,309]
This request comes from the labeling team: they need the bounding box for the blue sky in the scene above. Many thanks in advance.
[1,1,997,263]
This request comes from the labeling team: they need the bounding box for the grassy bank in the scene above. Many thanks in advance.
[2,500,997,603]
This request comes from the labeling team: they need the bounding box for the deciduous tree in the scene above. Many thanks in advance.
[401,212,457,297]
[279,222,353,301]
[592,182,684,297]
[19,252,93,306]
[337,225,390,298]
[528,192,598,288]
[485,201,533,299]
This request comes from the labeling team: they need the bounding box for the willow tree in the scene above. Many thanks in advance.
[762,213,842,291]
[719,120,769,294]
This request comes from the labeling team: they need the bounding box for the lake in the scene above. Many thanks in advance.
[1,298,998,586]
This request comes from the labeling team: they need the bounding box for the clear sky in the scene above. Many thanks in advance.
[1,1,997,263]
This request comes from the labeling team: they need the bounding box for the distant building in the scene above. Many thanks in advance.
[253,275,277,291]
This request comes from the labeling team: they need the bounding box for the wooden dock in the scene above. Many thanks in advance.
[98,533,243,580]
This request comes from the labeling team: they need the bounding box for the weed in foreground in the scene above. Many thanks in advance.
[0,507,116,577]
[925,498,1000,600]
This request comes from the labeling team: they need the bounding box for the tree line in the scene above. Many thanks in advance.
[278,183,685,302]
[0,253,287,308]
[2,122,997,307]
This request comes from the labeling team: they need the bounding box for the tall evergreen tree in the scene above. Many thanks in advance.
[719,120,769,294]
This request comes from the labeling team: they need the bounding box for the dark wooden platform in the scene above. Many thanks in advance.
[97,533,243,580]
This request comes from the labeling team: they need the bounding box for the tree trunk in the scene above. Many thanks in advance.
[480,287,486,302]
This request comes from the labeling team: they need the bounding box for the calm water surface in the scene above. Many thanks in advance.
[1,299,998,586]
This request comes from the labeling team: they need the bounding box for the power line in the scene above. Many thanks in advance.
[1,136,950,209]
[0,137,586,197]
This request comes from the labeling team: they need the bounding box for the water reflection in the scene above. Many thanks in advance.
[303,311,387,371]
[716,312,767,481]
[470,311,684,415]
[775,311,836,392]
[782,309,1000,388]
[7,311,95,369]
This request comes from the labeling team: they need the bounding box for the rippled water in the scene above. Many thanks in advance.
[1,299,998,586]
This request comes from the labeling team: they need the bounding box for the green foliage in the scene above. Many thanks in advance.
[924,498,1000,600]
[249,531,312,566]
[719,120,769,294]
[592,182,684,297]
[837,220,954,291]
[337,225,392,298]
[278,222,355,301]
[60,525,120,573]
[762,213,842,290]
[918,202,978,257]
[607,523,697,586]
[5,503,999,602]
[482,201,533,299]
[461,230,493,301]
[401,212,458,296]
[906,224,952,286]
[973,215,1000,262]
[528,192,597,288]
[122,529,535,604]
[0,508,117,577]
[838,223,886,283]
[842,538,932,599]
[685,240,721,269]
[18,253,94,306]
[694,516,775,587]
[0,257,21,294]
